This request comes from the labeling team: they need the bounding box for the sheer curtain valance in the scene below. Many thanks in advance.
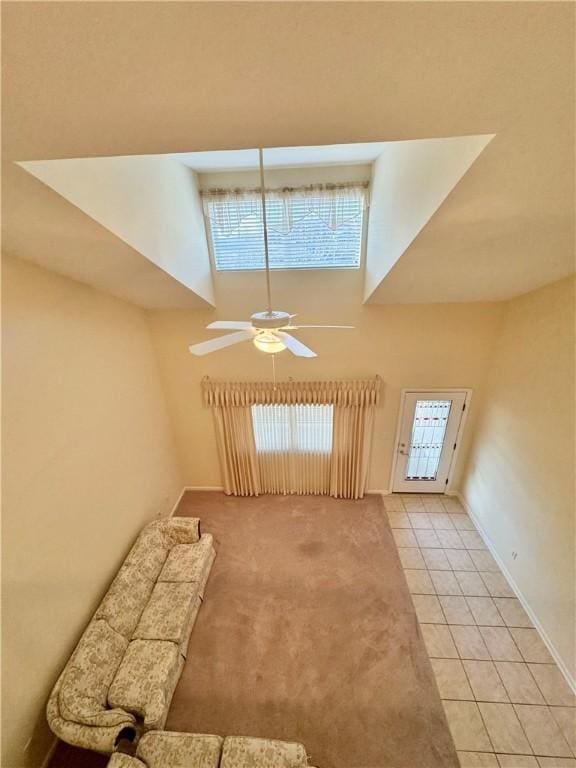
[201,181,369,236]
[200,180,369,200]
[203,378,382,500]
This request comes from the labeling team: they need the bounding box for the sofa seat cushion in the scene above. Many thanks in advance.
[95,565,155,639]
[59,620,130,727]
[220,738,309,768]
[107,755,146,768]
[136,731,223,768]
[132,582,194,643]
[108,640,181,728]
[158,535,214,584]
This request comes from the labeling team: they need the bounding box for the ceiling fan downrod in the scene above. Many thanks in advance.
[187,147,354,359]
[258,147,273,316]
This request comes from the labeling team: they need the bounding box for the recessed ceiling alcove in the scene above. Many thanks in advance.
[17,135,494,308]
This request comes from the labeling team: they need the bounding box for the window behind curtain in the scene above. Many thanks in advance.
[251,404,334,453]
[202,184,367,271]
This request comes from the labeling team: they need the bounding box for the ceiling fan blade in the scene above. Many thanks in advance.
[189,330,254,356]
[283,325,355,330]
[278,332,317,358]
[206,320,252,330]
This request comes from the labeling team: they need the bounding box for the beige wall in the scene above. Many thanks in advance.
[147,268,504,493]
[461,276,576,682]
[1,256,184,768]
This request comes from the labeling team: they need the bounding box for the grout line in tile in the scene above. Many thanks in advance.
[524,664,568,710]
[454,748,575,760]
[443,698,497,753]
[389,494,575,756]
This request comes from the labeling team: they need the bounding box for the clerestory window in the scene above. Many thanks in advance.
[201,182,368,271]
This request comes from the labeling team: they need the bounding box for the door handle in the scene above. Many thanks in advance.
[398,448,408,456]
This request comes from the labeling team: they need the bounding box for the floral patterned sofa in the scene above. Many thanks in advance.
[47,518,216,754]
[107,731,315,768]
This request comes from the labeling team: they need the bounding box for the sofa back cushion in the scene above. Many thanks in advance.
[95,565,155,639]
[124,526,169,581]
[59,620,130,727]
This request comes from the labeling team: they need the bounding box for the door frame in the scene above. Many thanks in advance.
[389,388,473,495]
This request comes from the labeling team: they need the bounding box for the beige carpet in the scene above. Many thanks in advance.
[49,491,457,768]
[167,491,457,767]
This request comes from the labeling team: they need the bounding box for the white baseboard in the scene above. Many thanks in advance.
[179,487,391,501]
[369,489,461,497]
[457,492,576,694]
[167,487,187,518]
[168,486,224,518]
[40,737,58,768]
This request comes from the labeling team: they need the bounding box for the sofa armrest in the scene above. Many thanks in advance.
[47,677,136,754]
[161,517,201,547]
[47,706,136,754]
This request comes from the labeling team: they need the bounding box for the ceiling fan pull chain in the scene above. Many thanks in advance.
[259,148,273,315]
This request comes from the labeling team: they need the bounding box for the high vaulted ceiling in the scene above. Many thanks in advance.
[2,2,574,308]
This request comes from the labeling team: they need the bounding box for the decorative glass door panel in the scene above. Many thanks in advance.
[393,391,468,493]
[405,400,451,480]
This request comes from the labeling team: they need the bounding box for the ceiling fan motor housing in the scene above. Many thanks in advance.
[251,310,291,330]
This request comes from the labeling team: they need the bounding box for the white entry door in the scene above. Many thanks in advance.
[392,391,469,493]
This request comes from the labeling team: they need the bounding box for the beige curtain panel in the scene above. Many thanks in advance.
[330,404,377,500]
[203,378,381,499]
[211,403,260,497]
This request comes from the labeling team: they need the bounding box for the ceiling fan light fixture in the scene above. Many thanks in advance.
[253,330,286,354]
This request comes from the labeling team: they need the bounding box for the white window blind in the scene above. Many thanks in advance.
[202,184,367,271]
[251,404,333,453]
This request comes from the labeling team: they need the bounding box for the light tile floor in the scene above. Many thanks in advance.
[384,493,576,768]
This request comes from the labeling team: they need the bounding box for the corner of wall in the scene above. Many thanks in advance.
[456,276,576,686]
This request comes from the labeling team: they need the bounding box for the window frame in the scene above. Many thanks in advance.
[202,188,369,274]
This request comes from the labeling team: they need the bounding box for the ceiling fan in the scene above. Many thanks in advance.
[189,149,354,359]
